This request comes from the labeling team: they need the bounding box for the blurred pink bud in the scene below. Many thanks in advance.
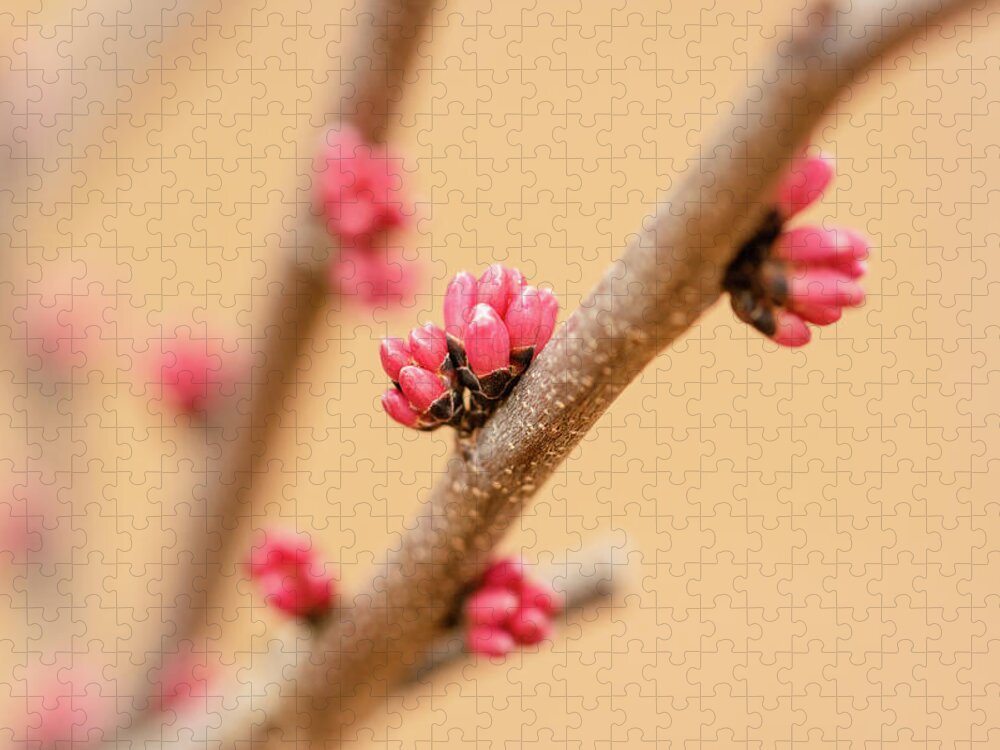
[481,557,525,590]
[464,304,510,377]
[379,337,411,382]
[444,271,478,338]
[317,125,407,241]
[839,259,868,280]
[772,226,869,268]
[467,625,516,657]
[381,388,421,428]
[504,267,527,309]
[770,310,812,348]
[249,531,334,619]
[464,588,519,628]
[158,342,225,415]
[508,607,553,645]
[519,581,561,616]
[535,289,559,352]
[787,269,865,308]
[504,287,543,351]
[786,299,844,326]
[408,323,448,372]
[774,154,834,218]
[398,366,447,412]
[476,263,514,318]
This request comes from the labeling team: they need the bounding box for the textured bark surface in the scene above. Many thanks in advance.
[258,0,991,744]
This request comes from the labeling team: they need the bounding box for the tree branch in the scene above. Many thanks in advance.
[111,540,625,748]
[258,0,992,741]
[120,0,440,736]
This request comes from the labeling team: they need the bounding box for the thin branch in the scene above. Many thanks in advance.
[256,0,992,741]
[121,0,440,735]
[404,537,630,684]
[112,541,625,748]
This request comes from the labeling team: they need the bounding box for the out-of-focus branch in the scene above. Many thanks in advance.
[113,539,626,748]
[404,538,629,684]
[121,0,440,736]
[248,0,990,742]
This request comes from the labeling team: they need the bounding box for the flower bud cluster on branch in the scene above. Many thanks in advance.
[722,154,870,346]
[380,263,559,432]
[248,531,337,625]
[464,557,563,657]
[315,124,417,307]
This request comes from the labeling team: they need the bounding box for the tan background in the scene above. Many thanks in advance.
[1,0,999,746]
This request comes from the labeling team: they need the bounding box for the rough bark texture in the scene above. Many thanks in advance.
[255,0,990,743]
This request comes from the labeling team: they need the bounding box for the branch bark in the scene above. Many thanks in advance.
[257,0,992,742]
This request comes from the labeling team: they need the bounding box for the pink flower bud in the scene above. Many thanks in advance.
[770,310,811,348]
[398,365,447,412]
[464,304,511,377]
[520,581,562,616]
[381,388,421,428]
[786,299,843,326]
[408,323,448,372]
[444,271,478,337]
[772,226,869,268]
[839,258,868,280]
[787,268,865,308]
[249,531,334,619]
[481,557,525,590]
[317,125,407,241]
[379,337,411,381]
[467,625,516,657]
[535,289,559,352]
[477,263,514,317]
[774,154,834,219]
[464,587,519,628]
[504,286,544,351]
[508,606,553,645]
[158,341,225,415]
[504,267,528,309]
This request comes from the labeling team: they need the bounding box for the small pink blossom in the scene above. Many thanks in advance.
[464,557,561,657]
[249,531,335,620]
[316,124,407,243]
[466,625,516,658]
[464,303,511,377]
[724,153,870,348]
[157,339,228,415]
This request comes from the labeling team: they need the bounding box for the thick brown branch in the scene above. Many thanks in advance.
[269,0,991,742]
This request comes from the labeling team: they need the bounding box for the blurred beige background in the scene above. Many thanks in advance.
[1,0,998,746]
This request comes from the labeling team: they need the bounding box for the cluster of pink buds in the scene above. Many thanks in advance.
[156,339,227,415]
[722,154,869,347]
[248,531,335,624]
[380,264,559,431]
[464,558,563,658]
[316,124,416,307]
